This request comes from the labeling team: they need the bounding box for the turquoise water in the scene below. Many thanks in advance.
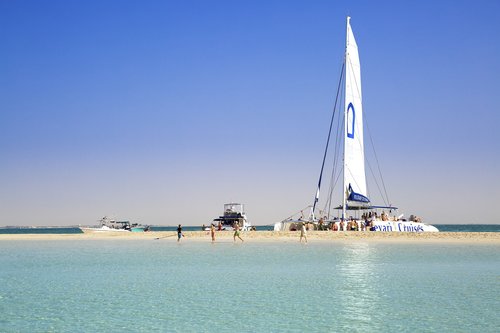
[0,240,498,332]
[1,224,500,233]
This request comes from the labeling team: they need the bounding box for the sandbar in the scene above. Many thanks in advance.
[0,231,499,244]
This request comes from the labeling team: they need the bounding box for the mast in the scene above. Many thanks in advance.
[342,16,350,221]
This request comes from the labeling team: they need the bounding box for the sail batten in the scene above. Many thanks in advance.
[344,17,368,204]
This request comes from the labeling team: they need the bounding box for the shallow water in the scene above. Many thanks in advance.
[0,240,498,332]
[1,224,500,234]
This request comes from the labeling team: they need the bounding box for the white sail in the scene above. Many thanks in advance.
[343,17,368,205]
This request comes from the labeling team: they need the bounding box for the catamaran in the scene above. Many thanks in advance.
[275,17,438,232]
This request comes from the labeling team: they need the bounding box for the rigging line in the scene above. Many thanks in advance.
[312,62,345,214]
[324,69,345,212]
[324,87,345,217]
[324,151,341,212]
[323,130,342,215]
[282,206,312,222]
[364,116,390,205]
[333,73,347,215]
[365,158,388,206]
[324,164,343,216]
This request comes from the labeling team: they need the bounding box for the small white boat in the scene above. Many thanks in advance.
[275,17,438,233]
[80,216,150,233]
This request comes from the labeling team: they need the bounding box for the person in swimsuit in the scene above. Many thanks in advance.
[300,222,307,243]
[177,224,183,242]
[233,222,244,242]
[210,223,215,242]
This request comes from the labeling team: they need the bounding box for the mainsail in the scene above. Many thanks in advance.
[343,17,369,207]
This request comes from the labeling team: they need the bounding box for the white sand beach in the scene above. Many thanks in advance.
[1,231,499,243]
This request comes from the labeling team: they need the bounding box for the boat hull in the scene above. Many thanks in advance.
[79,227,130,233]
[371,221,439,232]
[274,220,439,232]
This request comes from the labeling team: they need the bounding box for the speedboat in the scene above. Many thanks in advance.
[80,216,150,233]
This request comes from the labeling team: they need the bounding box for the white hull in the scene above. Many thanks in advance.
[80,226,131,233]
[274,220,438,232]
[81,216,150,233]
[371,221,438,232]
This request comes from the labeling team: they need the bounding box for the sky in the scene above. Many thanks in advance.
[1,0,499,226]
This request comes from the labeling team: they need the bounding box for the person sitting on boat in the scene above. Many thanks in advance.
[364,218,372,230]
[381,211,388,221]
[331,222,338,231]
[350,220,358,231]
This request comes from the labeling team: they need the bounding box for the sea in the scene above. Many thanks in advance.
[1,227,499,332]
[1,224,500,234]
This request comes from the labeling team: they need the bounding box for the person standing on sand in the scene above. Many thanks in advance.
[300,222,308,243]
[177,224,183,242]
[233,222,244,242]
[210,223,215,242]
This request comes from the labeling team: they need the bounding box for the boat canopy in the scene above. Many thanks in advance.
[334,205,398,211]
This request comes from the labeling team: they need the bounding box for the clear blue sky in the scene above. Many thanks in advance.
[1,0,499,226]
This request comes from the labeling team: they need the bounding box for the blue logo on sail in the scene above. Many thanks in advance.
[347,184,370,203]
[347,103,355,139]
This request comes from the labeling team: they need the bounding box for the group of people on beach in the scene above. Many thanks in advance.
[176,222,244,243]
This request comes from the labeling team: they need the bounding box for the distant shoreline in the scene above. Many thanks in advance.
[1,231,499,243]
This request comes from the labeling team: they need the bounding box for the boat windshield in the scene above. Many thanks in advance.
[224,203,244,214]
